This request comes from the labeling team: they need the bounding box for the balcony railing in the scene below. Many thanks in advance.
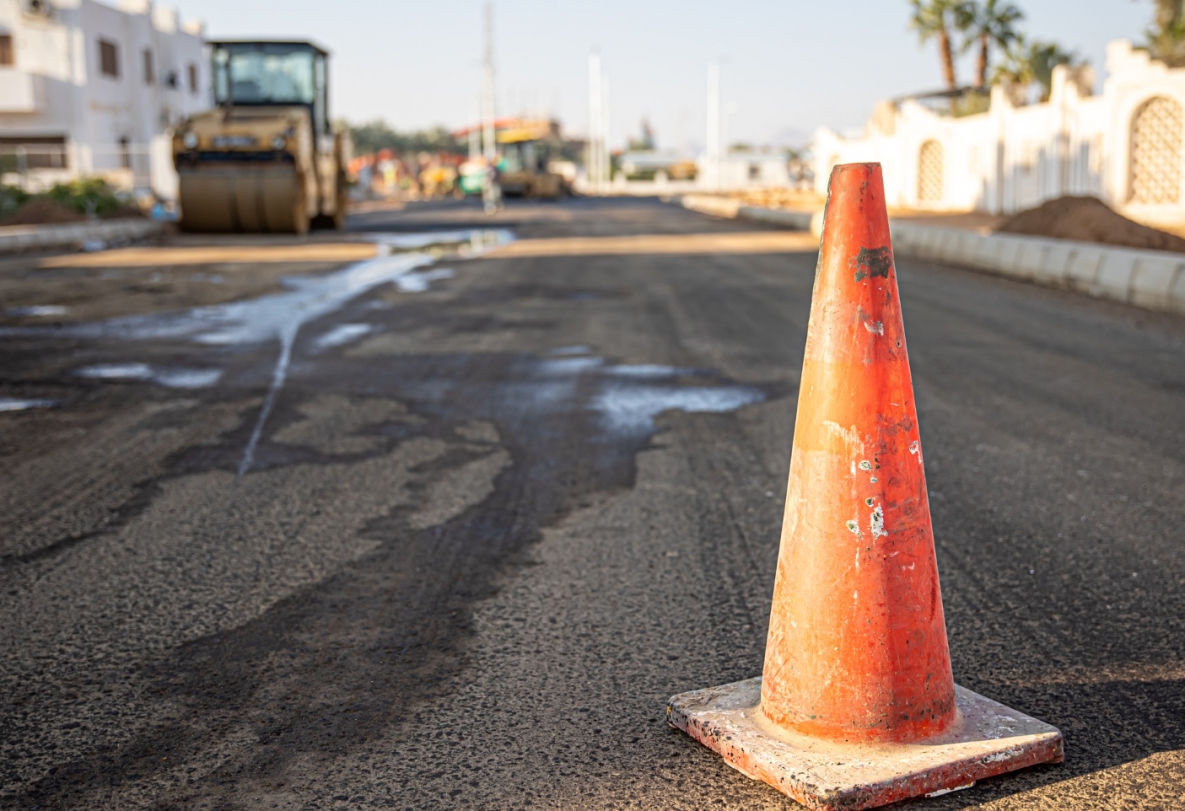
[0,143,68,173]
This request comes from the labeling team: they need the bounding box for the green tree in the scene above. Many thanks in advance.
[992,38,1080,102]
[347,119,400,155]
[955,0,1024,87]
[346,120,466,158]
[1144,0,1185,67]
[909,0,963,90]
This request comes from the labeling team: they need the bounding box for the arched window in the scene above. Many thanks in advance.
[1129,96,1183,204]
[918,140,944,204]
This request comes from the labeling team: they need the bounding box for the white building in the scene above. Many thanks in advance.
[814,40,1185,228]
[0,0,207,199]
[577,149,790,196]
[699,150,790,191]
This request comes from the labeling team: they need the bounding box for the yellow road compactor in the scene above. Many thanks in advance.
[173,40,348,234]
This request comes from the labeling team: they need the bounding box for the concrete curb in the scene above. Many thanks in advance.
[0,218,163,254]
[677,195,1185,315]
[890,222,1185,315]
[737,205,815,231]
[679,194,821,235]
[679,194,742,219]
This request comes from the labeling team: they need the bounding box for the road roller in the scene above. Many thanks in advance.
[173,40,349,234]
[496,120,566,199]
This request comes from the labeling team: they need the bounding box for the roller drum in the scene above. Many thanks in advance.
[178,166,308,234]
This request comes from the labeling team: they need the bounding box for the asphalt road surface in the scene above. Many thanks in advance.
[2,197,1184,810]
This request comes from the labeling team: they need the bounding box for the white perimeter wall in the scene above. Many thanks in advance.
[814,40,1185,226]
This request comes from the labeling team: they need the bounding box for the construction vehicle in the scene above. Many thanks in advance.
[495,120,566,199]
[457,161,486,196]
[172,40,349,234]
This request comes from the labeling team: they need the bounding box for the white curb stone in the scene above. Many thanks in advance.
[1129,256,1183,310]
[0,218,162,254]
[1066,246,1106,290]
[893,224,1185,315]
[1170,268,1185,314]
[1096,252,1139,299]
[676,197,1185,315]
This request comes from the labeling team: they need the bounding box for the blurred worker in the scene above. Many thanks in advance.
[357,158,373,199]
[381,160,397,196]
[483,158,503,214]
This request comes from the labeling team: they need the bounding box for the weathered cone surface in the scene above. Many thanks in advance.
[666,162,1063,811]
[760,162,956,743]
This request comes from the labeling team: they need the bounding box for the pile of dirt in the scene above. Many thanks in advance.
[0,198,88,227]
[995,196,1185,253]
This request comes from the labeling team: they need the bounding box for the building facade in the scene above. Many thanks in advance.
[699,150,790,191]
[814,40,1185,228]
[0,0,206,199]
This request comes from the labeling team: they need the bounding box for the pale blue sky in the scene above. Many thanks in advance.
[179,1,1150,150]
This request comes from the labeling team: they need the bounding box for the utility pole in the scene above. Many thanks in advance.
[678,109,688,158]
[706,61,720,191]
[723,102,738,163]
[588,53,601,189]
[482,2,496,162]
[469,99,480,161]
[588,52,609,192]
[602,74,610,189]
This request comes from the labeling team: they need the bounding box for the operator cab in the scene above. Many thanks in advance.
[211,41,331,137]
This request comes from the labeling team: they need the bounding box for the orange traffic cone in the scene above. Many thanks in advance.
[668,163,1062,810]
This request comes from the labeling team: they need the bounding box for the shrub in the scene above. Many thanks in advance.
[0,184,30,216]
[44,178,129,217]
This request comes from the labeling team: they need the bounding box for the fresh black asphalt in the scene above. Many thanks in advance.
[2,197,1183,809]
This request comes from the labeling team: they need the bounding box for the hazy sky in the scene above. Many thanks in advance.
[179,1,1150,150]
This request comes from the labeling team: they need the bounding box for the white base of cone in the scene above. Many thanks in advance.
[667,677,1062,811]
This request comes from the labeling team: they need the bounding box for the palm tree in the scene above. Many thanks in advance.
[1145,0,1185,67]
[955,0,1024,87]
[1153,0,1182,25]
[909,0,961,90]
[992,38,1080,103]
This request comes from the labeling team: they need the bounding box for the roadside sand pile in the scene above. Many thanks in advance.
[995,196,1185,253]
[729,188,824,211]
[0,198,87,226]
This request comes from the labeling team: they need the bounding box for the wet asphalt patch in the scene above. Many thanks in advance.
[14,198,1182,808]
[1,226,780,809]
